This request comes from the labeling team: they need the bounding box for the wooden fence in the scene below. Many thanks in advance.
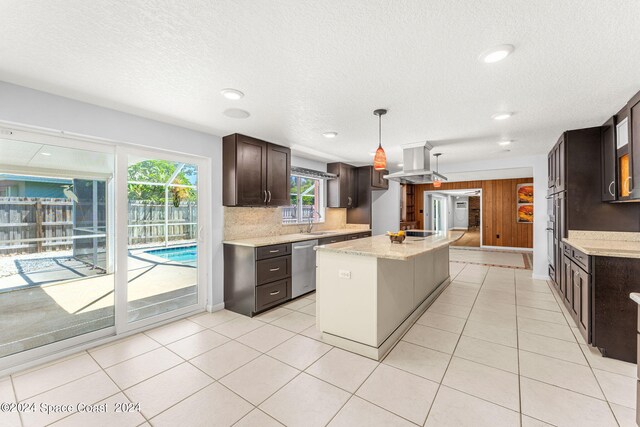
[127,201,197,246]
[0,197,73,255]
[0,197,198,255]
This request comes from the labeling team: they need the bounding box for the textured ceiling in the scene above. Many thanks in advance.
[1,0,640,168]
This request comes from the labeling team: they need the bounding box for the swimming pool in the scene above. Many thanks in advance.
[145,245,197,267]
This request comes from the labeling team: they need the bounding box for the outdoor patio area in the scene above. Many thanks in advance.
[0,250,197,358]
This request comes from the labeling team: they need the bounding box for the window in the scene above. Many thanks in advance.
[283,175,325,224]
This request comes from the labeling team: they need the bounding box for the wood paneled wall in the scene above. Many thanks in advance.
[414,178,534,248]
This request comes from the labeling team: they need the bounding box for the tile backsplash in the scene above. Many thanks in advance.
[224,207,368,241]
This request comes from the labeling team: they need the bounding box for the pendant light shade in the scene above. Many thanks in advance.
[373,109,387,171]
[433,153,442,188]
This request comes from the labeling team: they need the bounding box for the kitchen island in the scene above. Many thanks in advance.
[315,230,463,360]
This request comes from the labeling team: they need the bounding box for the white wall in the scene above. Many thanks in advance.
[372,180,400,235]
[291,156,327,172]
[453,196,469,229]
[0,81,225,308]
[439,155,547,279]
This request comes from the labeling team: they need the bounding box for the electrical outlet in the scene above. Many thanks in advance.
[338,270,351,279]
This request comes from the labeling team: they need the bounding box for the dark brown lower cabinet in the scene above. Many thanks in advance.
[558,243,640,363]
[224,243,292,317]
[224,232,372,316]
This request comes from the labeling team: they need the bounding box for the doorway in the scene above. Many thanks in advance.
[424,189,482,247]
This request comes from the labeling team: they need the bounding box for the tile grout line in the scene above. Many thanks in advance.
[9,373,24,427]
[514,267,525,426]
[422,263,490,424]
[545,280,628,424]
[84,346,152,425]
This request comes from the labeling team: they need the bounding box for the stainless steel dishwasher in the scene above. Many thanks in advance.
[291,239,318,298]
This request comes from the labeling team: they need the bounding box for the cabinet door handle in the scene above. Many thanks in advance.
[263,190,268,203]
[347,196,352,206]
[624,176,632,194]
[269,290,281,296]
[267,190,272,203]
[608,181,615,197]
[269,267,280,272]
[269,249,280,253]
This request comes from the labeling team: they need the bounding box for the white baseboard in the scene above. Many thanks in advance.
[532,274,551,280]
[451,227,468,230]
[480,245,533,252]
[206,302,225,313]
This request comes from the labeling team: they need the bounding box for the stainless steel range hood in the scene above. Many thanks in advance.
[383,142,448,184]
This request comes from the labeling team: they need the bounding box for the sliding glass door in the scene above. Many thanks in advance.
[125,154,201,323]
[0,137,115,360]
[0,130,208,369]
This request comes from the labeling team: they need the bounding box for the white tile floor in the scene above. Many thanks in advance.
[1,258,637,426]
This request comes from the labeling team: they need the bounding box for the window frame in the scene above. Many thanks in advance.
[282,174,326,225]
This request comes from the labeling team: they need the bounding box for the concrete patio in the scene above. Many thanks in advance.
[0,251,197,358]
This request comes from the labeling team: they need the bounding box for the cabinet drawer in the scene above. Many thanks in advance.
[256,256,291,285]
[571,247,590,273]
[319,235,347,245]
[256,279,290,312]
[256,243,291,260]
[563,243,571,257]
[359,232,372,238]
[347,233,361,241]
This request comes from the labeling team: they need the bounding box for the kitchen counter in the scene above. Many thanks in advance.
[316,230,461,360]
[630,293,640,305]
[316,230,463,261]
[223,228,371,247]
[562,237,640,259]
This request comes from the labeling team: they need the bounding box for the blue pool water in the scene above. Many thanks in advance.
[145,245,197,267]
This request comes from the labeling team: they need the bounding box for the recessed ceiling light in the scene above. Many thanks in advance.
[223,108,250,119]
[498,140,512,146]
[492,112,513,120]
[40,152,52,156]
[220,88,244,100]
[322,132,338,138]
[479,44,514,63]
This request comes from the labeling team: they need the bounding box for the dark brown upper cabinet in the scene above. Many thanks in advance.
[346,166,389,225]
[628,91,640,199]
[327,162,358,208]
[370,167,389,190]
[223,134,291,207]
[547,150,556,191]
[266,144,291,206]
[547,135,565,195]
[601,116,617,202]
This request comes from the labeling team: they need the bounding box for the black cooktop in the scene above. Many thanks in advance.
[405,230,436,237]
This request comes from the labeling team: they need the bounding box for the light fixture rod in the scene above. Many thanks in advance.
[373,109,387,149]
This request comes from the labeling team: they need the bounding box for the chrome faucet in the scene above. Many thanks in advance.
[305,206,322,233]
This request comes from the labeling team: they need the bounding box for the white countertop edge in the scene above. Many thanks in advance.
[223,229,371,247]
[315,232,463,261]
[562,237,640,259]
[630,293,640,305]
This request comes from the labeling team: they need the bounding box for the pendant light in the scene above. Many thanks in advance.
[373,109,387,171]
[433,153,443,188]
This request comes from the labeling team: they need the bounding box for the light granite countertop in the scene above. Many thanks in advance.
[223,229,371,247]
[562,237,640,259]
[630,293,640,305]
[315,230,464,261]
